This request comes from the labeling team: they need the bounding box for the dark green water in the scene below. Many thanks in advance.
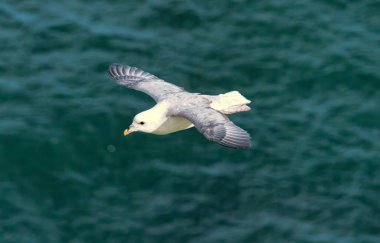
[1,0,380,242]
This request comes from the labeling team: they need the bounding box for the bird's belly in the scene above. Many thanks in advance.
[152,116,194,135]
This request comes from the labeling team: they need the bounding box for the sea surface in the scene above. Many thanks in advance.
[1,0,380,242]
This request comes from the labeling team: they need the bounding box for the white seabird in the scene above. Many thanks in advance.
[108,63,252,149]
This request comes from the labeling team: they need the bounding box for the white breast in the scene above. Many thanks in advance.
[152,116,194,135]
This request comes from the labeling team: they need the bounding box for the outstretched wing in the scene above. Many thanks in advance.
[173,107,251,149]
[108,63,184,102]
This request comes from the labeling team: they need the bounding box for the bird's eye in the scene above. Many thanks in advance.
[139,121,145,125]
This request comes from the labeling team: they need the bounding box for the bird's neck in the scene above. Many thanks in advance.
[148,101,171,117]
[139,101,171,129]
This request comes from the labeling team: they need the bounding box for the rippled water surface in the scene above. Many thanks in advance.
[1,0,380,242]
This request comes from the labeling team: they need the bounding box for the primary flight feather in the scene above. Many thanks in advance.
[108,63,252,149]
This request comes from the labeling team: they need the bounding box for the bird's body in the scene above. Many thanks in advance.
[131,100,193,135]
[153,113,194,135]
[108,63,252,149]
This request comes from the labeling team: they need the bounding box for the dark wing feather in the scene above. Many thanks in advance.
[108,63,184,102]
[174,107,251,149]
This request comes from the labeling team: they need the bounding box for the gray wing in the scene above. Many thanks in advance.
[108,63,184,102]
[174,107,251,149]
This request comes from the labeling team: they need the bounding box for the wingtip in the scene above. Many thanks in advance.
[219,125,252,149]
[108,63,119,78]
[109,63,119,69]
[108,63,130,79]
[107,63,159,88]
[222,140,252,149]
[109,63,127,70]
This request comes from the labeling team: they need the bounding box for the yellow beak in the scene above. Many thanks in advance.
[123,129,130,136]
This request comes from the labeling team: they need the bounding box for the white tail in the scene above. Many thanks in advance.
[209,91,251,114]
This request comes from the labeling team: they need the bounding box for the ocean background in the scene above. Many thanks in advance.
[1,0,380,242]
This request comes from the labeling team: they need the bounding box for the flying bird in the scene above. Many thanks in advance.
[108,63,252,149]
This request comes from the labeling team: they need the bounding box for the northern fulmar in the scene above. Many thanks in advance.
[108,63,252,149]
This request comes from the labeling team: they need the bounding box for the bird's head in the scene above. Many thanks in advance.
[124,109,163,135]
